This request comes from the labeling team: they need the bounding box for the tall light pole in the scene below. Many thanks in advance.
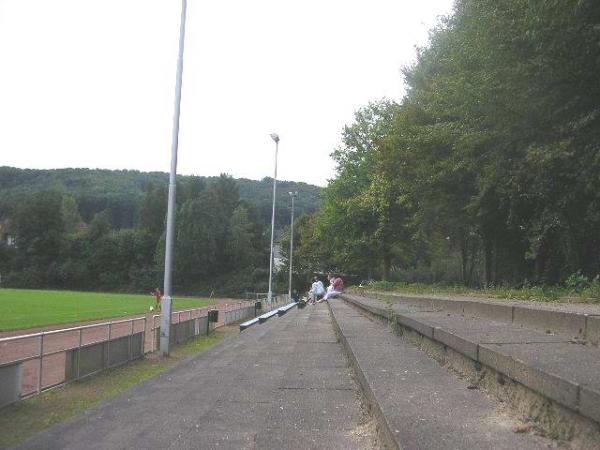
[160,0,188,357]
[267,133,279,306]
[288,191,298,300]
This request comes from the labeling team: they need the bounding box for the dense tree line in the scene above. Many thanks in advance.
[0,167,320,230]
[0,172,317,295]
[290,0,600,287]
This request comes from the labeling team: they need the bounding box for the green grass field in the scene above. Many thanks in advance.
[0,289,216,331]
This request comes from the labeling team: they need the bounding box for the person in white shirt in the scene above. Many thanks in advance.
[309,277,325,304]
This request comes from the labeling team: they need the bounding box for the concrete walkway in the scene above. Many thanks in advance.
[18,305,367,450]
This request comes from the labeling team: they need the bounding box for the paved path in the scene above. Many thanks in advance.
[18,304,367,450]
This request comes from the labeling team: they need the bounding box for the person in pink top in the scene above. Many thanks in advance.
[324,274,344,300]
[333,275,344,292]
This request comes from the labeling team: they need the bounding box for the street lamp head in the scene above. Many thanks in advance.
[270,133,280,143]
[288,191,298,197]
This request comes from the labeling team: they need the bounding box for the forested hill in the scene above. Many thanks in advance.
[0,167,321,229]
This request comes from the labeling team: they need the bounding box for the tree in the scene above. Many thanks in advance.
[227,206,258,269]
[12,191,65,285]
[138,183,167,239]
[280,214,329,291]
[307,0,600,287]
[317,100,403,279]
[181,176,205,202]
[0,168,320,293]
[175,191,222,286]
[61,195,82,233]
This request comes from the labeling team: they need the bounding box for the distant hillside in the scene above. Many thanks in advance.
[0,167,321,229]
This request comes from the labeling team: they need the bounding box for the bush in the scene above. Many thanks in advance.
[368,280,396,291]
[565,271,589,292]
[589,275,600,299]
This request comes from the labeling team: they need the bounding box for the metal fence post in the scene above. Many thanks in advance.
[107,322,112,368]
[77,328,83,379]
[142,316,147,354]
[37,333,44,393]
[129,319,134,361]
[150,317,153,353]
[153,315,157,352]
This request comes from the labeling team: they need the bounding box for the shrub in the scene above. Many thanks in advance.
[589,275,600,299]
[565,271,589,292]
[369,281,397,291]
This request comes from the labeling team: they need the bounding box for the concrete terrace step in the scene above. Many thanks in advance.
[341,293,600,432]
[362,290,600,345]
[328,299,553,450]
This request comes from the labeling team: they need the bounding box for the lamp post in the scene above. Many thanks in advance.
[288,191,298,300]
[267,133,279,307]
[160,0,187,357]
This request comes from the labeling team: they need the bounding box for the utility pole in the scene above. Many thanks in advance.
[267,133,279,307]
[160,0,187,357]
[288,191,298,300]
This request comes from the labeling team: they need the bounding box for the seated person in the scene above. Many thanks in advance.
[291,290,300,302]
[309,277,325,304]
[333,275,344,293]
[324,274,344,300]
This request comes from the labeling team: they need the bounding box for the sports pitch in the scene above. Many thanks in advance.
[0,289,215,331]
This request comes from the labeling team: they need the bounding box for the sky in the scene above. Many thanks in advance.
[0,0,454,187]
